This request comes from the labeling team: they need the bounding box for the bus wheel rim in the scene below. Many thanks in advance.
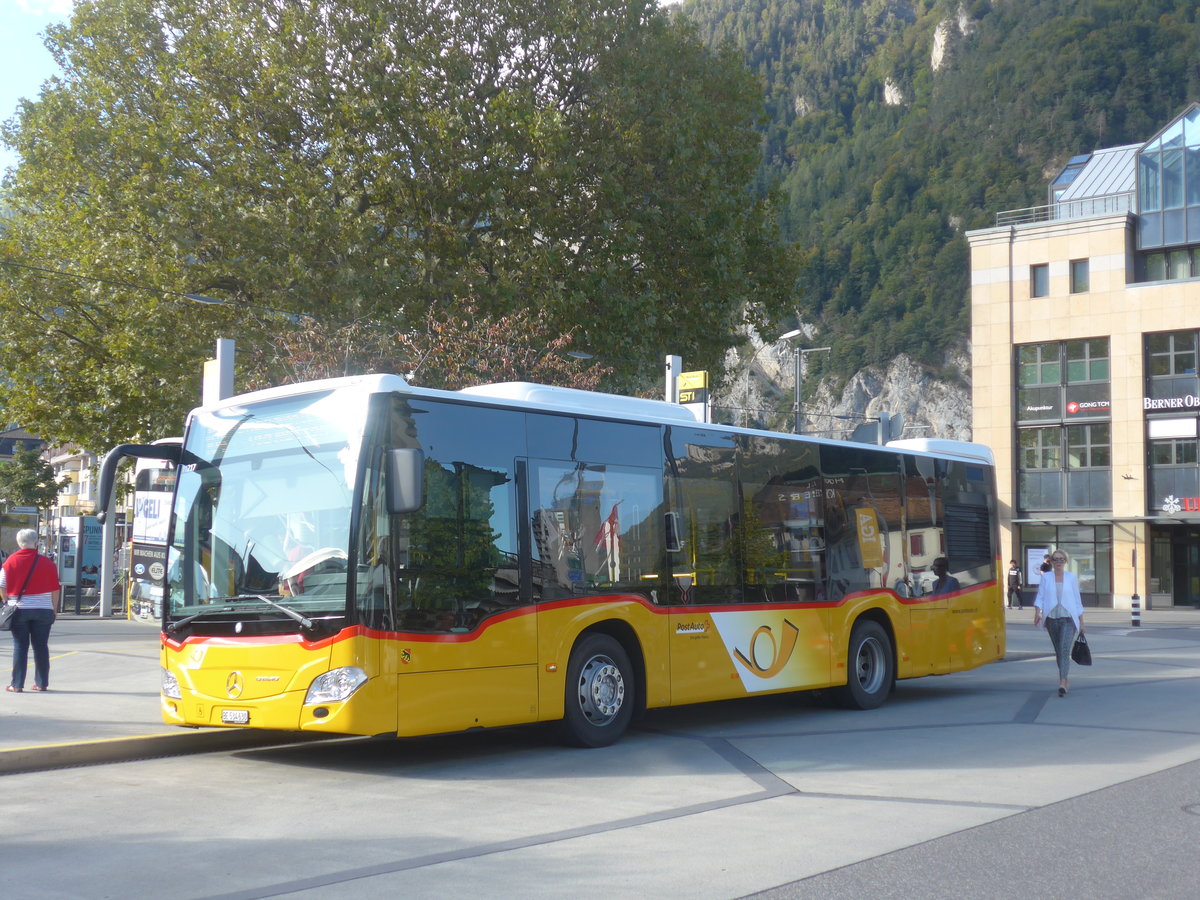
[855,637,885,694]
[578,655,624,724]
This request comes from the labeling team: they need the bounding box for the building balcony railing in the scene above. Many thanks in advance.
[995,192,1135,226]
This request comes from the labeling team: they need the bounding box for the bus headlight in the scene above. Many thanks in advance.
[305,667,367,704]
[162,667,182,700]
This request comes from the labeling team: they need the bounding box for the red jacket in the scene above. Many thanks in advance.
[2,548,61,596]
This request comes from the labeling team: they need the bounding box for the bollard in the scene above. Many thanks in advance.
[1131,592,1141,627]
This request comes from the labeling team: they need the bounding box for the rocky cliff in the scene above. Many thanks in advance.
[717,338,972,442]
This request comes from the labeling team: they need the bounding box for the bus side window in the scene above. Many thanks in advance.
[366,398,524,634]
[668,427,741,605]
[940,460,996,589]
[354,448,396,632]
[528,460,664,601]
[820,445,902,602]
[739,435,824,603]
[903,456,943,595]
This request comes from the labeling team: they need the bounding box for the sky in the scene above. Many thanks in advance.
[0,0,73,178]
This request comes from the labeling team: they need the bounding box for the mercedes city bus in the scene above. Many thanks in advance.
[98,374,1004,747]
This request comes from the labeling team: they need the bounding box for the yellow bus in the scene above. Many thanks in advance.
[98,375,1004,747]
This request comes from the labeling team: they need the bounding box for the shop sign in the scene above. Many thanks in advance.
[1066,399,1111,415]
[677,370,709,423]
[1148,418,1197,439]
[1161,495,1200,514]
[1017,386,1061,421]
[1145,394,1200,410]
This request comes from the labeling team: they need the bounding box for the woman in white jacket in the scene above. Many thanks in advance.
[1033,549,1086,696]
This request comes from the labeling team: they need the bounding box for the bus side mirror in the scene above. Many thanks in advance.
[387,448,424,514]
[665,512,683,553]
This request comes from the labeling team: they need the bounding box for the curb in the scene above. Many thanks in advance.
[0,729,330,776]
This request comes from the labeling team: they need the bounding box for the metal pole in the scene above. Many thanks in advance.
[665,355,681,404]
[100,510,115,617]
[794,347,802,434]
[1131,547,1141,627]
[203,338,235,406]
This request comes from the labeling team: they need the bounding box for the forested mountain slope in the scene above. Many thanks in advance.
[682,0,1200,379]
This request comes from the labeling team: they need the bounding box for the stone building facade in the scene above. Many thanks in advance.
[968,103,1200,608]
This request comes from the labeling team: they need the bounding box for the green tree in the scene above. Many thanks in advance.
[0,445,68,526]
[0,0,795,450]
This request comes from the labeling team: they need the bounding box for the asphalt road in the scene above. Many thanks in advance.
[2,612,1199,899]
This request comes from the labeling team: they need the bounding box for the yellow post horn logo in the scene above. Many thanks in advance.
[733,620,800,678]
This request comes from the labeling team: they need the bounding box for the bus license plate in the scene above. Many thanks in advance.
[221,709,250,725]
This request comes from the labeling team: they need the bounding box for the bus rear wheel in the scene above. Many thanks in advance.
[561,633,634,748]
[833,620,893,710]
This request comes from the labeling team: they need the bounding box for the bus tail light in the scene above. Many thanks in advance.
[305,667,367,705]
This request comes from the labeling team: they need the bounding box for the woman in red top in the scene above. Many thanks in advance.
[2,529,61,692]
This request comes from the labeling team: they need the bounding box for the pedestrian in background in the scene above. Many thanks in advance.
[1040,553,1053,574]
[1006,559,1023,609]
[1033,549,1085,697]
[2,528,61,693]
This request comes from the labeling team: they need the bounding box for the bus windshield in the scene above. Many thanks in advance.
[167,389,368,621]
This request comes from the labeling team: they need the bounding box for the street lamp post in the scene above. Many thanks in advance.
[779,330,830,435]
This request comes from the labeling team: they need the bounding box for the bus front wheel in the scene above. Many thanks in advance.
[834,620,893,710]
[561,634,634,748]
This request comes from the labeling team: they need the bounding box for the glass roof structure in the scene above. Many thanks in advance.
[1137,103,1200,249]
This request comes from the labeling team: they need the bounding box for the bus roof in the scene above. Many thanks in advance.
[459,381,701,424]
[197,374,700,427]
[193,375,991,467]
[887,438,995,466]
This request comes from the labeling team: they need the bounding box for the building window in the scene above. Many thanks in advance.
[1017,427,1064,512]
[1147,331,1197,377]
[1017,338,1111,423]
[909,533,925,557]
[1018,424,1111,512]
[1030,264,1049,298]
[1066,339,1108,383]
[1163,146,1185,209]
[1015,341,1113,514]
[1142,247,1200,282]
[1140,151,1162,212]
[1068,423,1111,468]
[1145,333,1200,511]
[1067,423,1112,508]
[1146,252,1168,281]
[1070,259,1089,293]
[1016,524,1111,596]
[1020,427,1061,469]
[1148,434,1200,512]
[1137,107,1200,251]
[1018,343,1060,387]
[1151,439,1198,465]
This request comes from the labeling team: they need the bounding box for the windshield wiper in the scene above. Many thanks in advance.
[239,593,314,629]
[167,595,316,634]
[167,606,236,634]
